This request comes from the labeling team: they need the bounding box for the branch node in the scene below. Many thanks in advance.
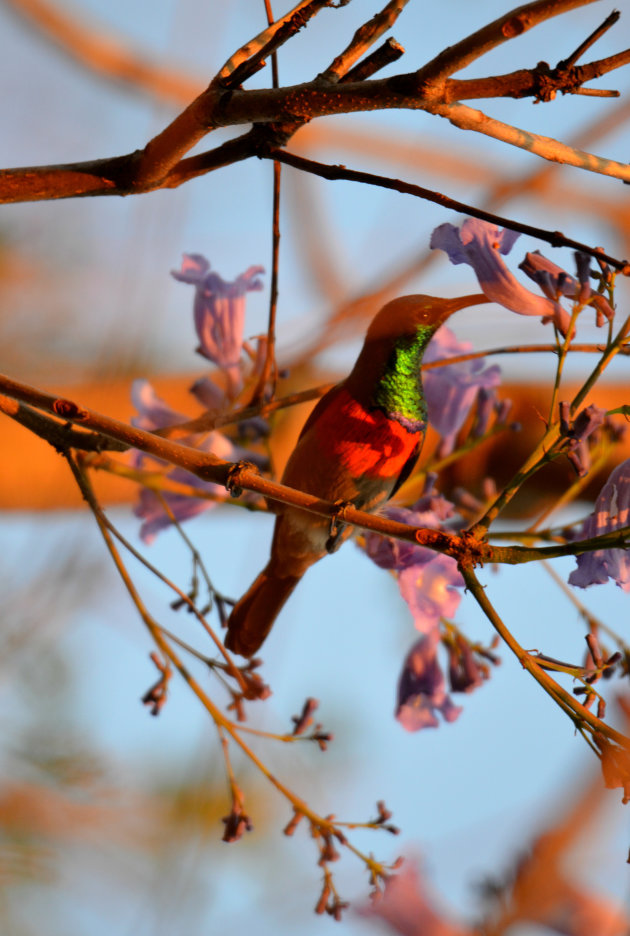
[52,398,89,421]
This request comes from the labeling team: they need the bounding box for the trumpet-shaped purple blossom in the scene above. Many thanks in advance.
[172,254,264,395]
[568,459,630,591]
[424,325,502,453]
[398,557,465,635]
[396,631,462,731]
[430,220,613,336]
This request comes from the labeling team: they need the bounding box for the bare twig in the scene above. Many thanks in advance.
[416,0,601,84]
[266,149,630,271]
[319,0,409,82]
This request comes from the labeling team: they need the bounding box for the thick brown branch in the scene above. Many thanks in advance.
[1,0,628,203]
[1,372,628,569]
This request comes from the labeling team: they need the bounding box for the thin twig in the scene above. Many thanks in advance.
[320,0,410,82]
[267,149,630,271]
[460,561,630,748]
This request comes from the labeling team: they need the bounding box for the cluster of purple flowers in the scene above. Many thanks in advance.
[432,219,627,593]
[131,255,266,542]
[430,218,614,336]
[423,325,503,456]
[360,218,624,729]
[364,479,488,731]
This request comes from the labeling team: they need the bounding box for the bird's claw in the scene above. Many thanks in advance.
[225,460,259,498]
[325,500,354,553]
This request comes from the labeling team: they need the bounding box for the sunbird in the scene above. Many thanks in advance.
[225,293,487,657]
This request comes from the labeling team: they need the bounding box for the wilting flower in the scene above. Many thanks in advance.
[396,631,462,731]
[446,633,485,693]
[568,458,630,591]
[424,325,502,454]
[520,251,614,327]
[559,401,607,477]
[430,220,613,336]
[171,254,264,395]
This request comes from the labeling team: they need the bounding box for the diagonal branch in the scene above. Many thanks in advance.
[429,101,630,183]
[216,0,332,87]
[264,149,630,271]
[415,0,601,85]
[319,0,409,82]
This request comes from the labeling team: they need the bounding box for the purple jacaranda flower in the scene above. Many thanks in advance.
[396,631,462,731]
[359,859,469,936]
[364,483,457,572]
[171,254,264,396]
[424,325,501,454]
[398,555,465,634]
[430,219,571,334]
[559,401,607,477]
[569,459,630,591]
[520,251,614,327]
[364,480,465,633]
[131,379,187,434]
[130,380,265,543]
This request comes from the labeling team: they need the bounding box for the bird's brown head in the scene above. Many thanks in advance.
[346,292,490,408]
[364,293,489,343]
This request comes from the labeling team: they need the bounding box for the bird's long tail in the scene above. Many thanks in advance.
[225,563,303,657]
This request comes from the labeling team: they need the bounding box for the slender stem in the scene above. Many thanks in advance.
[66,451,387,875]
[541,560,630,652]
[547,310,578,424]
[270,150,630,272]
[459,562,630,748]
[471,314,630,539]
